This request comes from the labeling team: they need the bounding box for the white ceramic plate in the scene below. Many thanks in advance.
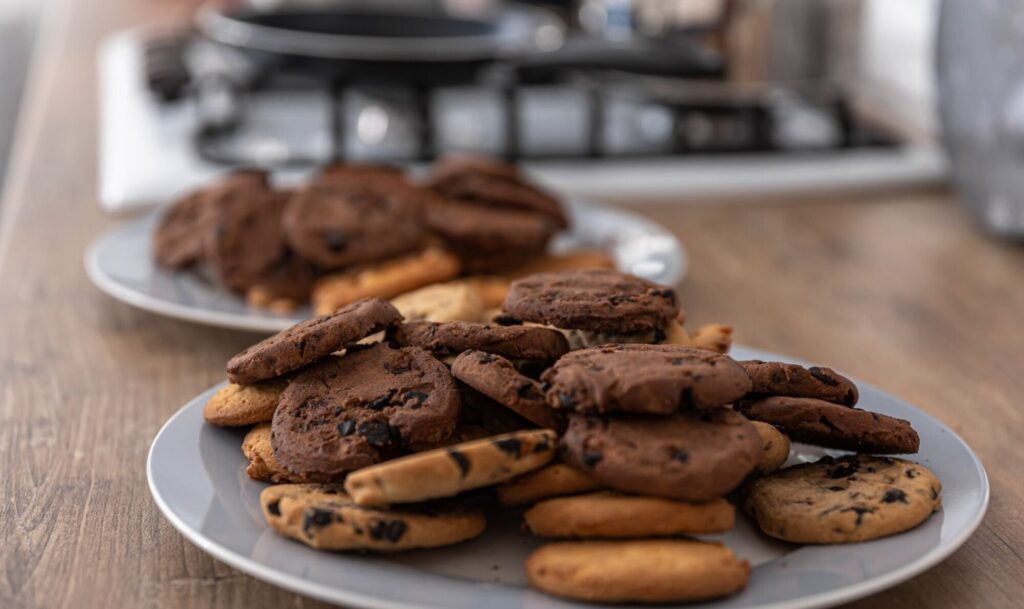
[86,199,687,333]
[148,345,988,609]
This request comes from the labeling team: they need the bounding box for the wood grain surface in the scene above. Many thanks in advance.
[1,1,1022,608]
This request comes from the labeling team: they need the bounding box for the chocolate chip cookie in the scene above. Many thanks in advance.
[344,429,557,506]
[203,379,287,426]
[261,484,485,551]
[503,269,680,334]
[524,492,735,539]
[430,155,567,228]
[153,170,266,269]
[560,410,762,501]
[741,360,859,406]
[526,540,750,603]
[282,177,425,270]
[227,298,402,384]
[422,199,558,273]
[203,177,300,293]
[451,350,562,430]
[389,321,569,361]
[271,344,461,478]
[542,344,752,415]
[742,455,942,543]
[735,396,920,454]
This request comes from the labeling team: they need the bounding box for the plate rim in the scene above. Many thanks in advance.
[147,346,989,609]
[86,199,689,334]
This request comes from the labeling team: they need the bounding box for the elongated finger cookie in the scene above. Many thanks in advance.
[496,463,601,506]
[742,455,941,543]
[203,380,286,426]
[261,484,485,552]
[524,492,735,538]
[735,396,920,454]
[741,360,858,406]
[526,540,750,603]
[345,429,557,506]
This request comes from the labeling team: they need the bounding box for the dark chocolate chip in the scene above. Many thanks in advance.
[266,499,281,516]
[808,366,840,387]
[403,390,429,406]
[881,488,908,504]
[302,508,334,535]
[448,449,471,477]
[830,463,859,479]
[840,506,873,526]
[906,469,918,479]
[337,420,356,436]
[672,449,689,463]
[827,486,845,492]
[323,231,348,253]
[557,394,575,410]
[581,450,603,468]
[368,519,407,542]
[365,391,396,410]
[358,420,393,447]
[493,438,522,457]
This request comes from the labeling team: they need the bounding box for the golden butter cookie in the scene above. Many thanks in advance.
[524,491,735,538]
[241,424,312,483]
[752,421,791,474]
[260,484,485,552]
[345,429,557,506]
[690,323,734,354]
[526,539,750,603]
[312,248,461,315]
[203,380,286,426]
[390,282,484,323]
[496,463,600,506]
[742,455,942,544]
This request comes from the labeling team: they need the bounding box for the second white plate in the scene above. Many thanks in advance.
[86,199,687,333]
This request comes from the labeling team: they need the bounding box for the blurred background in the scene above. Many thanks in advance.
[3,0,1020,235]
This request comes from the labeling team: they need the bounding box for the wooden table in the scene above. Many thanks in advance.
[2,1,1022,608]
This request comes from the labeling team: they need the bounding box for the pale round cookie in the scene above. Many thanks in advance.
[241,424,313,483]
[390,281,484,323]
[496,463,601,506]
[526,539,750,603]
[203,380,286,427]
[260,484,485,552]
[752,421,791,474]
[742,455,942,544]
[344,429,557,506]
[524,492,735,538]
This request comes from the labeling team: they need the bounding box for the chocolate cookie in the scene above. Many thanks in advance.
[422,198,557,273]
[432,169,567,230]
[227,298,402,385]
[272,344,461,478]
[282,177,424,270]
[742,455,941,543]
[526,540,750,604]
[504,269,680,334]
[542,344,752,415]
[451,350,562,430]
[560,410,761,501]
[734,396,920,454]
[261,484,486,552]
[153,170,265,269]
[741,360,859,406]
[389,321,569,361]
[202,177,306,293]
[344,429,557,506]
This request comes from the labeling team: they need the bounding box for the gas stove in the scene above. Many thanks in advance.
[98,6,945,213]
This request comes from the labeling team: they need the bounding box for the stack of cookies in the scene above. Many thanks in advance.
[152,156,611,314]
[202,268,942,605]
